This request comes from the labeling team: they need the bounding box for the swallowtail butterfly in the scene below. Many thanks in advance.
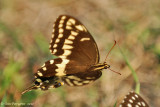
[119,91,149,107]
[22,15,120,94]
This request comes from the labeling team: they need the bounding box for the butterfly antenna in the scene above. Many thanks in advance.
[108,68,121,75]
[104,40,117,63]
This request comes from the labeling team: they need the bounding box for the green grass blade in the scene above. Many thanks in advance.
[118,45,140,94]
[0,94,6,107]
[113,101,117,107]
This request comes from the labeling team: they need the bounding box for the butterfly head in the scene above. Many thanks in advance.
[103,62,121,75]
[103,62,110,69]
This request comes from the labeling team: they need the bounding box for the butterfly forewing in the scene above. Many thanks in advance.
[119,91,149,107]
[49,15,99,65]
[33,15,102,87]
[34,58,66,77]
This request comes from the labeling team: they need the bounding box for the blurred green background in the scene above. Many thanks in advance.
[0,0,160,107]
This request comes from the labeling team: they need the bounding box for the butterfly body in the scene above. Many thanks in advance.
[22,15,111,94]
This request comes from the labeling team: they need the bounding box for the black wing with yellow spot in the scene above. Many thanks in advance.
[49,15,99,65]
[22,15,102,94]
[36,15,100,77]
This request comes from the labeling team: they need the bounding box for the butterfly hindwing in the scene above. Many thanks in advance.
[62,70,102,86]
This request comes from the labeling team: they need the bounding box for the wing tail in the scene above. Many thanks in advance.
[21,85,38,95]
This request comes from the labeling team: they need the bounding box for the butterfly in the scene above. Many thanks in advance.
[22,15,120,94]
[119,91,149,107]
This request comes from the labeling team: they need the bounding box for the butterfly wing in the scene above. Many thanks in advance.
[50,15,99,65]
[38,15,100,77]
[62,70,102,86]
[22,15,102,94]
[119,91,149,107]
